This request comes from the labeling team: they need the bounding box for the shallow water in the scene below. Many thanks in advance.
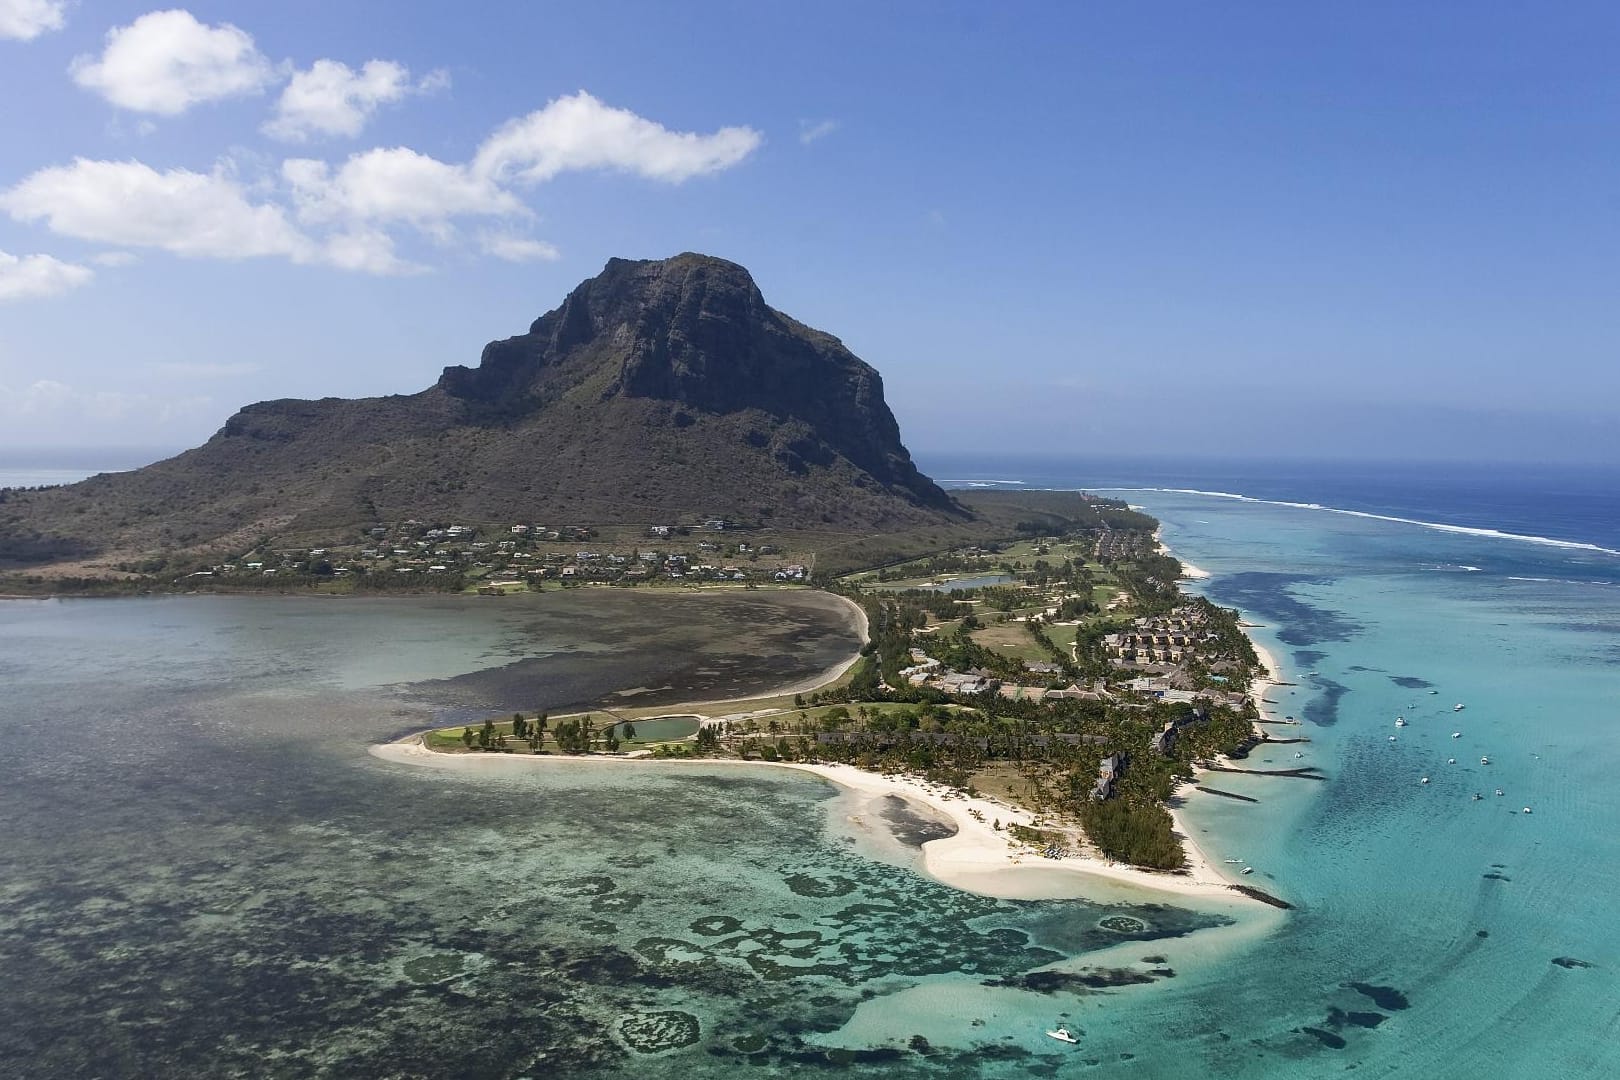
[0,588,1225,1078]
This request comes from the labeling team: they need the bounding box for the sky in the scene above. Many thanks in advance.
[1,2,1616,465]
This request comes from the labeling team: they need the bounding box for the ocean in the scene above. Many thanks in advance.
[3,455,1618,1076]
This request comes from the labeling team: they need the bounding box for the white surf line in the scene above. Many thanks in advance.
[1093,487,1620,559]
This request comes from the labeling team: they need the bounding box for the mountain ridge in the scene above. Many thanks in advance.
[1,253,968,569]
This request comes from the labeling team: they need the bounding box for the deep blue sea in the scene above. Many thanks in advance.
[4,453,1618,1077]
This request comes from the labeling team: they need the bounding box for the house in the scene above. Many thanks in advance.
[1092,753,1125,801]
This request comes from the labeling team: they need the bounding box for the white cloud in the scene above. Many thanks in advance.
[798,118,839,145]
[478,232,560,263]
[0,0,67,41]
[472,90,762,185]
[0,248,93,301]
[265,59,446,142]
[319,228,422,276]
[70,9,276,115]
[90,251,140,267]
[283,147,523,228]
[1,158,313,260]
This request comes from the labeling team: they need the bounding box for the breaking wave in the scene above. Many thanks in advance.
[1096,488,1620,558]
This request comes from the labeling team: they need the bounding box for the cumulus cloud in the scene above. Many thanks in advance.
[4,93,757,275]
[265,59,447,142]
[477,232,560,262]
[0,0,68,41]
[70,9,276,115]
[1,158,313,260]
[798,118,840,145]
[89,251,140,267]
[283,147,523,230]
[472,90,761,184]
[0,248,93,301]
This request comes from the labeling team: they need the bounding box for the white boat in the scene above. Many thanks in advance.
[1481,756,1491,765]
[1472,793,1483,801]
[1495,788,1504,796]
[1454,703,1466,712]
[1452,732,1462,739]
[1448,757,1456,764]
[1395,717,1407,727]
[1430,690,1439,695]
[1420,777,1430,784]
[1241,866,1254,874]
[1046,1026,1079,1044]
[1522,807,1533,815]
[1388,735,1397,742]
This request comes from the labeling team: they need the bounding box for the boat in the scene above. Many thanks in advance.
[1388,735,1397,742]
[1420,777,1430,784]
[1481,756,1491,765]
[1495,788,1504,796]
[1448,757,1456,764]
[1045,1026,1079,1045]
[1522,807,1533,815]
[1240,866,1254,875]
[1472,793,1483,801]
[1452,731,1462,739]
[1224,858,1243,863]
[1430,690,1439,695]
[1454,703,1466,712]
[1395,717,1407,727]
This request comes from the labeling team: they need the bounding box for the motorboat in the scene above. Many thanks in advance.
[1420,777,1430,784]
[1452,732,1462,739]
[1046,1026,1079,1045]
[1448,758,1456,764]
[1472,793,1483,801]
[1395,717,1407,727]
[1495,788,1504,796]
[1454,703,1466,712]
[1388,735,1397,742]
[1240,866,1255,875]
[1430,690,1439,695]
[1522,807,1533,815]
[1481,756,1491,765]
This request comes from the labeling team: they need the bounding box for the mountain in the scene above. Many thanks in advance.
[0,254,972,569]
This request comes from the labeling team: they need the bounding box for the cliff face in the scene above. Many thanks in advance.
[1,254,966,565]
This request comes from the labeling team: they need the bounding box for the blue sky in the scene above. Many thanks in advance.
[1,2,1616,463]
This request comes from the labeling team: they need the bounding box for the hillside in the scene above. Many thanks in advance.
[1,254,973,570]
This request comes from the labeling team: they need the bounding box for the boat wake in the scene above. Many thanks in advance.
[1096,488,1620,558]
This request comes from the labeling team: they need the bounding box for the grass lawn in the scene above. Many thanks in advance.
[970,623,1052,664]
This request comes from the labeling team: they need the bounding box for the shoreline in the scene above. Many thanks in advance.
[371,737,1263,908]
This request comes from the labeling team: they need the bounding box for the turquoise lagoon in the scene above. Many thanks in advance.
[5,462,1620,1077]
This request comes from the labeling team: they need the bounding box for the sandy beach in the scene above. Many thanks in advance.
[371,737,1261,907]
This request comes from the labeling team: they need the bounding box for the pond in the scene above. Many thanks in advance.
[613,714,702,742]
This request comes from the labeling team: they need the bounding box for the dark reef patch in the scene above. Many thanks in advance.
[1347,982,1410,1010]
[1293,649,1326,667]
[1390,675,1433,689]
[985,967,1159,993]
[1299,1026,1347,1049]
[1206,572,1361,648]
[1303,678,1350,727]
[784,873,856,898]
[619,1010,700,1053]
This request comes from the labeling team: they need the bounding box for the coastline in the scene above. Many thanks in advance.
[371,737,1261,908]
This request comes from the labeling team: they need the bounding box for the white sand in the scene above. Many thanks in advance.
[371,739,1262,907]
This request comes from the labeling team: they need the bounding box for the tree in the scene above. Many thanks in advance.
[512,713,526,737]
[621,722,636,742]
[478,717,495,749]
[461,726,474,748]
